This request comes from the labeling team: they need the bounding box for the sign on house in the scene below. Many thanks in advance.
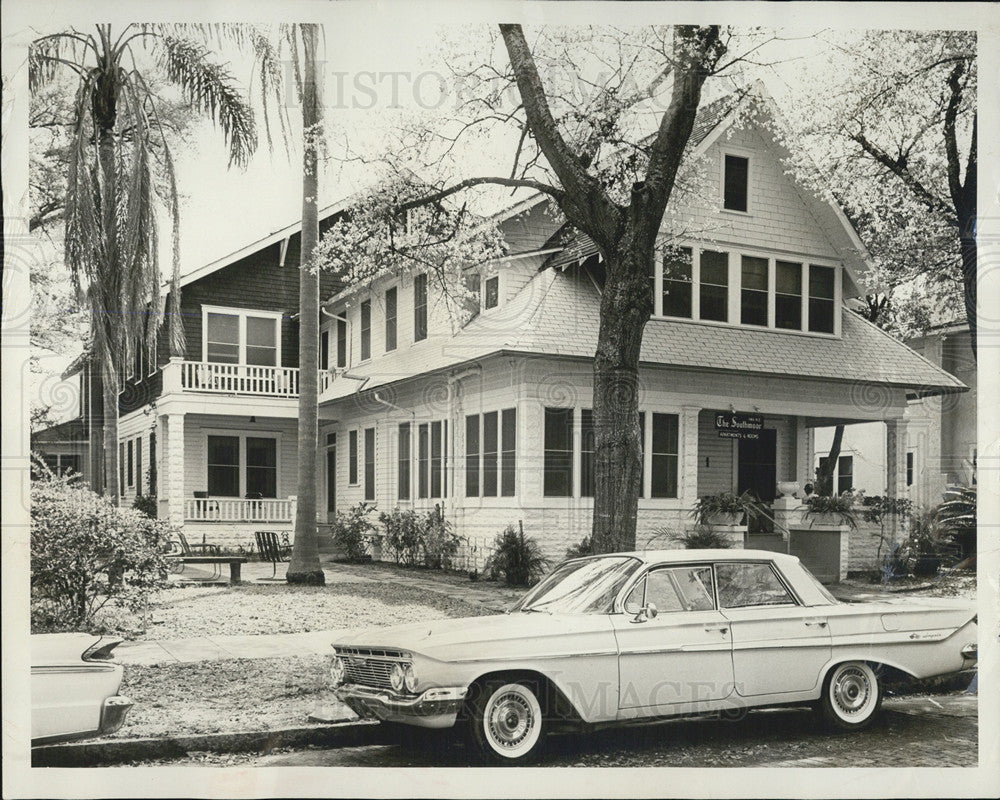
[715,412,764,440]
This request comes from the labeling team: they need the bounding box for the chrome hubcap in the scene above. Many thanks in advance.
[487,693,533,749]
[833,667,871,715]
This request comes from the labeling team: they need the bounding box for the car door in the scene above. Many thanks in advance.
[611,564,735,717]
[716,561,832,697]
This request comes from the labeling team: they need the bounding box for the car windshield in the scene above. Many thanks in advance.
[510,556,643,614]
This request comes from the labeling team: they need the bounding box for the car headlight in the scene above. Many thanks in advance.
[330,656,346,687]
[389,662,405,692]
[403,662,417,693]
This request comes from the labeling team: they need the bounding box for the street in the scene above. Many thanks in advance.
[244,694,976,768]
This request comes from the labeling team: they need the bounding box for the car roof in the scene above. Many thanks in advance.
[600,549,800,566]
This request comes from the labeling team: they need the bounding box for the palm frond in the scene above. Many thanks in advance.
[155,35,258,168]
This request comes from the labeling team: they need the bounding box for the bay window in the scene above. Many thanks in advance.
[543,407,574,497]
[418,420,447,500]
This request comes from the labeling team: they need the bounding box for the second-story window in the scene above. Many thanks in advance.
[808,265,836,334]
[385,287,397,352]
[723,154,749,212]
[662,247,693,319]
[204,308,279,366]
[775,261,802,330]
[740,255,769,327]
[700,250,729,322]
[360,299,371,360]
[414,273,428,341]
[320,329,329,369]
[336,318,347,368]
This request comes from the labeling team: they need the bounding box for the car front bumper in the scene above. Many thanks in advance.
[335,684,467,729]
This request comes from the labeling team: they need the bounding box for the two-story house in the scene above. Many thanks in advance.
[37,88,966,567]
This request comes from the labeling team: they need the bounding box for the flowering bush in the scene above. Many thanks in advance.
[378,506,463,569]
[31,463,172,632]
[331,502,378,562]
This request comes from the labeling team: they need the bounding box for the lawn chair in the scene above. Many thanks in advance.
[167,531,223,579]
[254,530,288,580]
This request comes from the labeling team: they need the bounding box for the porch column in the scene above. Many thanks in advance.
[794,417,813,488]
[680,407,700,510]
[885,417,908,541]
[163,413,186,530]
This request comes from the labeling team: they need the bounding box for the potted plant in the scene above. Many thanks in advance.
[804,493,858,529]
[691,491,765,527]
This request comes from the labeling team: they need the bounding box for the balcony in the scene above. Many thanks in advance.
[185,497,295,523]
[163,359,333,398]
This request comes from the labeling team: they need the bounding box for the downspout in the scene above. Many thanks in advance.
[320,304,352,371]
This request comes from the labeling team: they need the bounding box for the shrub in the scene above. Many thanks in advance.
[31,467,172,633]
[485,524,550,586]
[668,524,732,550]
[936,485,976,561]
[331,502,377,562]
[421,509,463,570]
[907,506,962,577]
[805,492,861,529]
[380,507,423,565]
[691,491,767,526]
[132,493,158,518]
[565,536,592,559]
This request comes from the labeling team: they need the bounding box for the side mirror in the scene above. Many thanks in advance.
[630,602,658,624]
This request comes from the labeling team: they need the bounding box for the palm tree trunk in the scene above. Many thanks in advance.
[287,22,325,584]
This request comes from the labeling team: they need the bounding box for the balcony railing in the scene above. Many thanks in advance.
[164,359,334,398]
[185,497,295,523]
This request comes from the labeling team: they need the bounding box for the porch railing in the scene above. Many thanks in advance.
[165,359,334,398]
[184,497,295,522]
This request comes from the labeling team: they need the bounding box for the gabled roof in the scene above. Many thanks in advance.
[320,268,965,404]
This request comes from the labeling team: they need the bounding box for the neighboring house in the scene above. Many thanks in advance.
[814,320,976,509]
[32,88,966,566]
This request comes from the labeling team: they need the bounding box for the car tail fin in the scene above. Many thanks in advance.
[82,637,123,661]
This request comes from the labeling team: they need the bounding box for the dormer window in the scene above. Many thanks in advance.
[484,276,500,310]
[662,247,692,319]
[723,154,749,212]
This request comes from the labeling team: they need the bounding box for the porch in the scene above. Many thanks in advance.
[161,357,333,399]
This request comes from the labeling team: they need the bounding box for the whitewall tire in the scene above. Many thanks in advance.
[470,680,546,763]
[820,661,882,731]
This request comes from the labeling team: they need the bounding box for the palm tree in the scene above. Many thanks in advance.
[285,23,325,584]
[29,24,258,501]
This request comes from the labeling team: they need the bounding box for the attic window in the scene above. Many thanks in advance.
[723,154,749,212]
[484,276,500,309]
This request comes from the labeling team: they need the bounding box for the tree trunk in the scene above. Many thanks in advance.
[590,191,657,554]
[102,364,120,502]
[287,22,325,585]
[816,424,845,496]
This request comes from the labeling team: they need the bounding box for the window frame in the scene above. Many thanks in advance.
[201,305,283,366]
[360,298,372,361]
[348,429,359,486]
[483,275,500,310]
[363,427,376,501]
[385,286,398,352]
[543,407,575,498]
[721,151,751,214]
[203,430,282,498]
[414,273,428,342]
[398,422,411,501]
[713,560,801,609]
[466,408,517,499]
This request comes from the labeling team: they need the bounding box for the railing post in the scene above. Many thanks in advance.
[163,357,184,394]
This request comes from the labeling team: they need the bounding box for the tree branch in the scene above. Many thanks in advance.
[395,176,563,213]
[942,61,968,216]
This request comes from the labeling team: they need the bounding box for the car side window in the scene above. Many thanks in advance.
[624,567,714,614]
[716,563,795,608]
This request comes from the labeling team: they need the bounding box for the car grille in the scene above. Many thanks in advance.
[336,647,408,690]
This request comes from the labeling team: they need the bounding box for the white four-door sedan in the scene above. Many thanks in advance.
[331,550,977,763]
[31,633,134,745]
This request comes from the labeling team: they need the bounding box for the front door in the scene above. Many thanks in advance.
[737,428,777,502]
[611,564,735,719]
[325,446,337,521]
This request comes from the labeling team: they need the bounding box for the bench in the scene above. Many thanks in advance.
[170,556,248,585]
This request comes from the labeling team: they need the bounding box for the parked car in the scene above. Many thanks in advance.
[331,550,977,763]
[31,633,133,745]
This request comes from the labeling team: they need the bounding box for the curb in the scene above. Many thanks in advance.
[31,720,383,767]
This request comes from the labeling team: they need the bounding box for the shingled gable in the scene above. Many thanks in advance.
[543,86,871,298]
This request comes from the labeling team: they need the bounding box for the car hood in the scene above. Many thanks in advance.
[332,611,615,662]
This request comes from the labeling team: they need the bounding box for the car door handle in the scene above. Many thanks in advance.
[804,620,828,628]
[704,625,729,634]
